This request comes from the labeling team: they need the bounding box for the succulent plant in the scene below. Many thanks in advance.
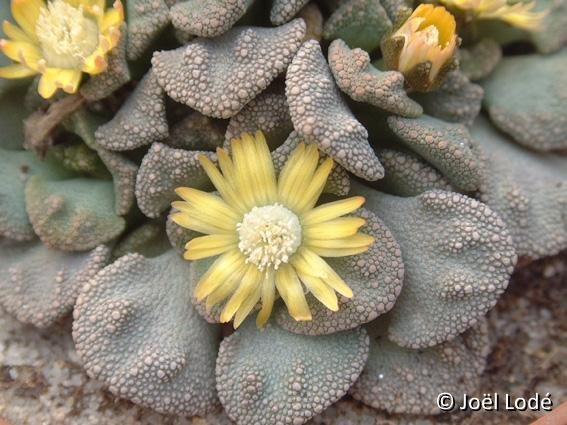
[0,0,564,423]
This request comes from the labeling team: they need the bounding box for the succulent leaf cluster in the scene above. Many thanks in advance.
[0,0,565,423]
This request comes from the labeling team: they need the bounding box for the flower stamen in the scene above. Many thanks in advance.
[36,0,99,69]
[0,0,124,98]
[237,204,302,271]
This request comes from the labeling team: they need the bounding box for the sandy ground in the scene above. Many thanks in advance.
[0,253,565,425]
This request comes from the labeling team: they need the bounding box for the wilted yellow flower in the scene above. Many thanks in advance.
[0,0,124,98]
[440,0,546,30]
[382,4,458,92]
[171,132,374,329]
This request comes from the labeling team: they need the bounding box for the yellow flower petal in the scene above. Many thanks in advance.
[205,264,246,310]
[0,39,41,70]
[0,63,36,78]
[170,210,235,235]
[215,147,250,213]
[101,1,124,33]
[277,143,304,200]
[292,248,353,298]
[82,46,108,74]
[220,265,263,323]
[278,143,319,208]
[231,136,265,208]
[255,270,276,327]
[198,154,249,212]
[194,250,245,300]
[38,69,59,98]
[294,157,334,213]
[184,234,238,260]
[304,217,366,239]
[11,0,43,41]
[2,20,33,43]
[310,245,372,257]
[301,196,366,226]
[275,264,312,321]
[174,187,239,222]
[297,272,339,312]
[306,232,374,249]
[233,283,262,328]
[238,132,277,206]
[440,0,546,30]
[52,68,82,93]
[253,130,278,203]
[307,233,375,258]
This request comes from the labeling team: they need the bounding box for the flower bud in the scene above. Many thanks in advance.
[381,4,458,92]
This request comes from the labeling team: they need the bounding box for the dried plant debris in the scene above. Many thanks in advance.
[375,149,453,196]
[0,240,109,328]
[482,51,567,151]
[95,70,168,151]
[388,115,482,192]
[225,91,293,149]
[25,177,126,251]
[23,94,85,158]
[298,2,324,41]
[171,0,254,38]
[412,71,484,126]
[166,112,224,151]
[73,250,221,415]
[153,20,306,118]
[126,0,171,60]
[286,40,384,181]
[457,39,502,81]
[356,183,516,348]
[472,116,567,260]
[323,0,392,52]
[136,143,215,218]
[216,320,369,425]
[274,208,404,335]
[328,39,422,117]
[81,24,131,102]
[351,319,490,415]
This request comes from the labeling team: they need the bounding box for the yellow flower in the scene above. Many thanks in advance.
[171,132,374,329]
[0,0,124,98]
[440,0,546,30]
[385,4,457,91]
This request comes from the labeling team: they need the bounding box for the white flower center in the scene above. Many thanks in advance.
[36,0,99,69]
[421,25,440,46]
[237,204,302,271]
